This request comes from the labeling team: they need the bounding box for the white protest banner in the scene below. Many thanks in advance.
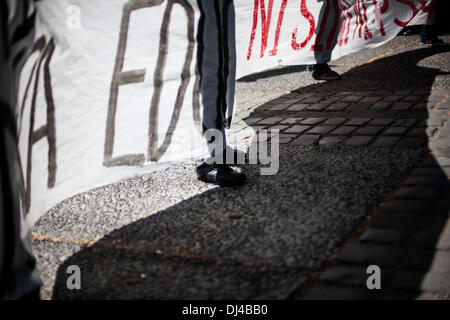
[235,0,434,76]
[16,0,432,233]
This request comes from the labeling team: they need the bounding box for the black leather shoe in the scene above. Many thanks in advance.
[311,63,342,81]
[196,164,246,187]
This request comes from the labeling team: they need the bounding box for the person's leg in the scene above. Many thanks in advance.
[223,0,237,129]
[310,0,341,81]
[421,24,443,45]
[420,1,443,46]
[0,0,41,299]
[194,0,245,186]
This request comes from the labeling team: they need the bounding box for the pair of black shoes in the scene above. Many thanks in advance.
[196,163,246,187]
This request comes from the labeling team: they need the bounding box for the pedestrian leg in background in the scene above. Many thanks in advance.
[194,0,246,187]
[421,24,443,46]
[420,24,444,46]
[419,0,443,46]
[0,0,41,300]
[309,0,341,81]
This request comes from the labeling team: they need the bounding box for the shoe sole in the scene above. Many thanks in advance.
[198,176,246,187]
[313,76,342,81]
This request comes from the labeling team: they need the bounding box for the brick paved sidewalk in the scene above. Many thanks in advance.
[229,74,450,299]
[298,143,450,299]
[232,89,448,149]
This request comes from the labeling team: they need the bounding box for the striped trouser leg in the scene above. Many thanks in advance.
[196,0,236,158]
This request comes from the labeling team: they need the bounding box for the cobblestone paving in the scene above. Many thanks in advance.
[232,90,448,151]
[228,39,450,300]
[299,153,450,299]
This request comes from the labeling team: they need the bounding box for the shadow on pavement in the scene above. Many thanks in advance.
[51,46,450,299]
[247,45,450,299]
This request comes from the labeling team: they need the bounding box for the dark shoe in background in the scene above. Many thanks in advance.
[421,24,444,46]
[311,63,342,81]
[399,26,420,36]
[421,38,444,46]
